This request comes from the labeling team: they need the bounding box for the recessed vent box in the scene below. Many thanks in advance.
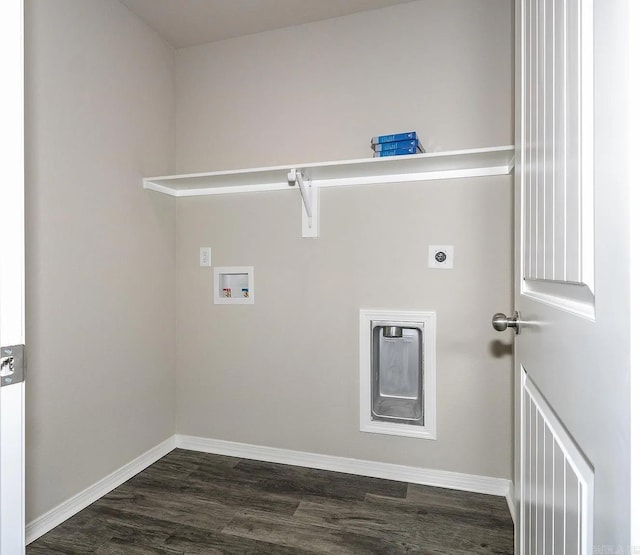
[359,310,436,439]
[371,324,424,426]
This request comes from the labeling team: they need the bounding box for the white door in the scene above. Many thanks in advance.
[0,0,26,552]
[507,0,634,553]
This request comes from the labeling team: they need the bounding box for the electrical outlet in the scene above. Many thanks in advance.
[199,247,211,267]
[428,245,454,269]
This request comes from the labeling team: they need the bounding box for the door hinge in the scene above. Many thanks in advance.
[1,344,25,387]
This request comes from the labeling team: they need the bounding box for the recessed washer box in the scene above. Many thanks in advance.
[214,266,254,304]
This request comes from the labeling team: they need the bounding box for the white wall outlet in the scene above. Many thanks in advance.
[428,245,454,269]
[199,247,211,267]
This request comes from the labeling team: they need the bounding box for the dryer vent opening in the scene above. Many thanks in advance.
[372,324,424,426]
[359,310,436,440]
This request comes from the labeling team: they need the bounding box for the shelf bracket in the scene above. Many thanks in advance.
[288,168,318,238]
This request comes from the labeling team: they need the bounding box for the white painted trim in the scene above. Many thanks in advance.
[506,480,516,526]
[522,279,595,321]
[175,434,511,497]
[0,383,25,553]
[359,310,436,440]
[579,0,595,293]
[0,0,26,553]
[629,0,639,548]
[25,437,177,545]
[513,2,524,552]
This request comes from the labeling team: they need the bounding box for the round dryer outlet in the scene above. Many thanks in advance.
[428,245,454,269]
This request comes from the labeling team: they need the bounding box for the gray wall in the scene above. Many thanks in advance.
[176,0,513,172]
[175,0,514,479]
[25,0,176,521]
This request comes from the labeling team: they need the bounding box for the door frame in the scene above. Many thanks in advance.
[0,0,26,552]
[630,0,639,547]
[513,0,524,549]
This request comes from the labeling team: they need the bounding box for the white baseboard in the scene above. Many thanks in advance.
[176,434,512,497]
[27,433,513,545]
[25,436,177,544]
[506,480,516,523]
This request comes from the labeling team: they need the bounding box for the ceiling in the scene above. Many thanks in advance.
[119,0,418,48]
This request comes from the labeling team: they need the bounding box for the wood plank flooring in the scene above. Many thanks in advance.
[27,449,514,554]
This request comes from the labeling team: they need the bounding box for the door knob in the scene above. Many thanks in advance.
[492,311,521,334]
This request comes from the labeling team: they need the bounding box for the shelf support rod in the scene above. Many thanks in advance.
[288,168,318,238]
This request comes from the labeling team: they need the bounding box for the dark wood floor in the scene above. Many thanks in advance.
[28,449,514,554]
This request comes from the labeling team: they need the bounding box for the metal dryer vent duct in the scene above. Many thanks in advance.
[382,326,403,338]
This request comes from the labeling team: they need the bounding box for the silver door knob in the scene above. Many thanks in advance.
[492,311,521,334]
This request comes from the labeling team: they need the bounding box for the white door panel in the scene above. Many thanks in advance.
[520,367,594,554]
[514,0,631,552]
[522,0,593,293]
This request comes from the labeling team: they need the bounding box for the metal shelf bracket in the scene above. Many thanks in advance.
[288,168,318,238]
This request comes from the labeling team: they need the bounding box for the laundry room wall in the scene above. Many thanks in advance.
[174,0,515,480]
[25,0,177,522]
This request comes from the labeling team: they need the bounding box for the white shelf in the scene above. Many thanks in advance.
[143,146,514,198]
